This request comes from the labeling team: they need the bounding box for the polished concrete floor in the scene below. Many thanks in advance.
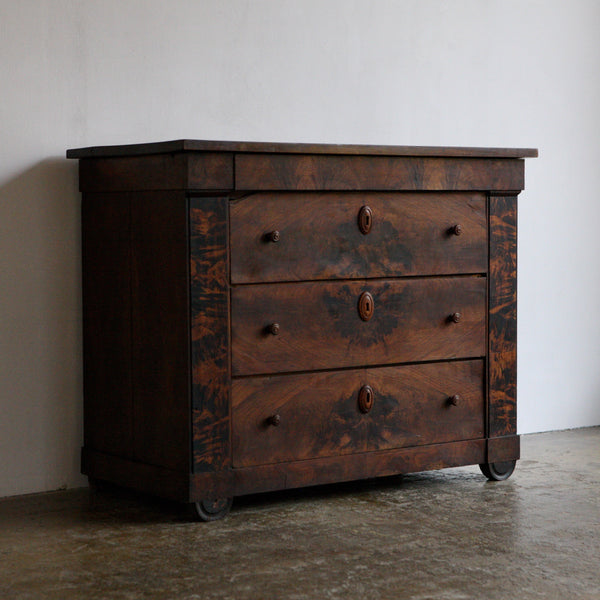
[1,428,599,599]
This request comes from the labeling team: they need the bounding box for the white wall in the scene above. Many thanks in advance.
[1,0,599,497]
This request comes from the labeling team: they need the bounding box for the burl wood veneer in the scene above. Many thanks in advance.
[68,140,537,520]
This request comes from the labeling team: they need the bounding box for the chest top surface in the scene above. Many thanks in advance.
[67,140,537,194]
[67,139,538,159]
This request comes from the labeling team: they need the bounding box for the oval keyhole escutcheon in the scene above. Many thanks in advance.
[358,291,374,321]
[358,206,373,235]
[358,385,374,414]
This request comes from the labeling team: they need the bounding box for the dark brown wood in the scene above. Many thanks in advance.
[487,435,520,463]
[235,155,525,191]
[232,360,484,467]
[130,192,190,471]
[230,192,487,283]
[81,193,133,458]
[85,438,487,502]
[189,197,231,473]
[229,439,487,497]
[67,139,538,159]
[77,153,234,192]
[82,448,190,501]
[82,191,192,472]
[488,195,518,439]
[72,140,534,515]
[232,277,486,376]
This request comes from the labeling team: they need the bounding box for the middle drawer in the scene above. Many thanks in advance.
[232,276,486,376]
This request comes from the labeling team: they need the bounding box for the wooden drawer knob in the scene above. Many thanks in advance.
[358,385,374,413]
[265,230,280,243]
[267,414,281,426]
[268,323,280,336]
[358,206,373,234]
[358,291,374,321]
[449,312,462,323]
[451,224,463,236]
[448,394,461,406]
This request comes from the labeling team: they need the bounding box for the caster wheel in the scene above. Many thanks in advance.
[192,497,233,521]
[479,460,516,481]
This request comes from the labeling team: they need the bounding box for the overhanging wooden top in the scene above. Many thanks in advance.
[66,139,538,159]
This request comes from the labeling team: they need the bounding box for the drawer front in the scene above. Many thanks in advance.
[231,276,486,376]
[230,192,487,283]
[232,360,485,468]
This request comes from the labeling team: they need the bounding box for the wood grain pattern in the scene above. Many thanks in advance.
[82,191,191,471]
[232,360,484,467]
[78,153,234,192]
[81,192,133,458]
[82,448,191,502]
[488,195,518,439]
[230,192,487,283]
[232,277,486,376]
[83,438,487,502]
[235,154,525,192]
[187,154,235,190]
[130,192,190,471]
[67,139,538,159]
[487,435,520,463]
[230,439,487,497]
[190,197,231,472]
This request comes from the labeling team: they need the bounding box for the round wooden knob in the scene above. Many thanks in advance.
[450,312,462,323]
[451,224,463,236]
[358,385,374,413]
[268,323,280,335]
[267,414,281,426]
[266,230,280,242]
[448,394,460,406]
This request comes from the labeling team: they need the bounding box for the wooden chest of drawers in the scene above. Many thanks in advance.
[68,140,536,520]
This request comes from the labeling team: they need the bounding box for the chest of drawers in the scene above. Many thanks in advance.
[68,140,536,520]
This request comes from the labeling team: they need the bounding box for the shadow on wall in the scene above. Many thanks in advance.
[0,158,85,496]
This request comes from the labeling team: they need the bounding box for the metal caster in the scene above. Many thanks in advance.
[479,460,516,481]
[192,497,233,521]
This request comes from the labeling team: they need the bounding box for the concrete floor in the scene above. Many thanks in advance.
[1,428,599,600]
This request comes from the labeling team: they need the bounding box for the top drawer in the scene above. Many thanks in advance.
[230,192,487,283]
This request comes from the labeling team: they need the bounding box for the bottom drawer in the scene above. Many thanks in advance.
[232,360,484,468]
